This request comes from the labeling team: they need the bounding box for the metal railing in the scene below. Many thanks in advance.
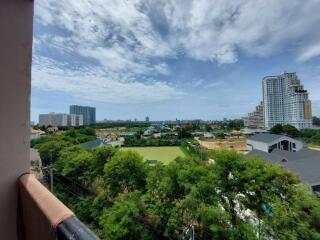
[57,217,99,240]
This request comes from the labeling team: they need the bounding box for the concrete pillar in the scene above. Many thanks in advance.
[0,0,34,239]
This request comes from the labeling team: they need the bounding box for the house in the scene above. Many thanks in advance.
[246,133,303,153]
[246,134,320,192]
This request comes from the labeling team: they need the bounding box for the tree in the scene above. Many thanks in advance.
[54,145,94,184]
[269,124,283,134]
[282,125,300,138]
[38,140,71,166]
[266,185,320,240]
[104,150,148,197]
[313,116,320,126]
[211,150,301,239]
[99,191,152,240]
[91,146,118,177]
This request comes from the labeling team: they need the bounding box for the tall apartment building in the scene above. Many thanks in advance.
[262,72,312,129]
[70,105,96,125]
[39,113,83,127]
[243,101,265,129]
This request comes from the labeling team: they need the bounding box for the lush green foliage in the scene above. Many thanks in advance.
[269,125,320,145]
[300,128,320,145]
[34,128,320,239]
[270,124,300,138]
[313,116,320,126]
[32,127,96,166]
[53,149,320,239]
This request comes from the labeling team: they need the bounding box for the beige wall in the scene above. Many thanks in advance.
[0,0,34,239]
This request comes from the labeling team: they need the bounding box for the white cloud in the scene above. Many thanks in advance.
[35,0,320,64]
[206,81,224,88]
[298,43,320,62]
[32,56,183,103]
[33,0,320,103]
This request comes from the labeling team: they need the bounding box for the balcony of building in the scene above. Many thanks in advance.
[0,0,99,239]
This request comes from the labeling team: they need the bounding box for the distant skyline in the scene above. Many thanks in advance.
[31,0,320,122]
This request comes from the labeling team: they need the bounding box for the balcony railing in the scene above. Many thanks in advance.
[18,174,99,240]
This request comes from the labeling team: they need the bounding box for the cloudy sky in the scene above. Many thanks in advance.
[32,0,320,122]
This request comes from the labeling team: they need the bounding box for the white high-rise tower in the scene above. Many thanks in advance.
[262,72,312,129]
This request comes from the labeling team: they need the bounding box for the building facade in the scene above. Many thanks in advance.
[70,105,96,126]
[243,101,265,129]
[262,72,312,129]
[39,113,83,127]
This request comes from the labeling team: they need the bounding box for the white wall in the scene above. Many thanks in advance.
[247,139,269,152]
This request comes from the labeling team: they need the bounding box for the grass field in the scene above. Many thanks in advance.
[122,146,186,164]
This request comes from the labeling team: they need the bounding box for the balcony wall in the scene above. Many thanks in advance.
[19,174,75,240]
[0,0,34,239]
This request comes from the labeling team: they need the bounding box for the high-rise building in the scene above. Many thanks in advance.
[243,101,265,129]
[70,105,96,126]
[39,113,83,127]
[262,72,312,129]
[145,116,150,122]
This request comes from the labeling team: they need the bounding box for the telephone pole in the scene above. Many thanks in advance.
[50,151,53,192]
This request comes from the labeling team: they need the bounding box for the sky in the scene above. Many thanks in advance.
[31,0,320,122]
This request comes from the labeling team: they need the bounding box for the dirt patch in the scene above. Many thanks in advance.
[198,139,248,154]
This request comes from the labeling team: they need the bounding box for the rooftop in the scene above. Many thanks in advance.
[247,148,320,184]
[248,133,287,143]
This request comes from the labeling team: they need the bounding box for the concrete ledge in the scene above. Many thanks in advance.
[19,174,74,240]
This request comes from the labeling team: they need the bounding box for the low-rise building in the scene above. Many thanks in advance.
[246,133,303,153]
[246,133,320,192]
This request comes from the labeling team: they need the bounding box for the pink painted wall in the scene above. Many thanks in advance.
[0,0,34,239]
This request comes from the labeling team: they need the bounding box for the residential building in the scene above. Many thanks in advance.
[246,134,320,192]
[262,72,312,129]
[146,116,150,122]
[39,113,68,126]
[70,105,96,125]
[67,114,83,126]
[243,101,265,129]
[39,113,83,127]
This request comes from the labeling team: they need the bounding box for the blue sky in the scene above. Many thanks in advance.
[31,0,320,122]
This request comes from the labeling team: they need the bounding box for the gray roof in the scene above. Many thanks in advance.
[248,133,287,143]
[80,139,104,149]
[247,148,320,185]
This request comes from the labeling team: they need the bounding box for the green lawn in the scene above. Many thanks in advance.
[121,146,186,164]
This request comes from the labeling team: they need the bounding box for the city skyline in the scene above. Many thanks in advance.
[31,1,320,122]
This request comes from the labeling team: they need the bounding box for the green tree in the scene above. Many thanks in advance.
[313,116,320,126]
[266,185,320,240]
[38,140,71,166]
[54,145,94,184]
[91,146,118,177]
[269,124,283,134]
[99,191,152,240]
[282,125,300,138]
[104,150,148,197]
